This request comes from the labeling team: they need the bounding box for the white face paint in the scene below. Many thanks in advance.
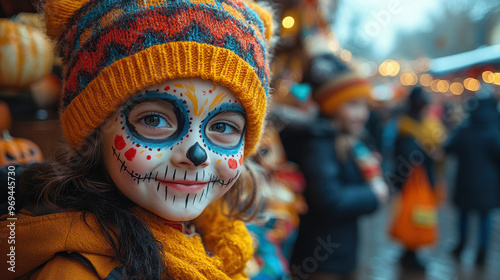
[102,78,246,221]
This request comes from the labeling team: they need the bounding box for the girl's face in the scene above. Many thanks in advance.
[335,97,369,135]
[102,78,246,221]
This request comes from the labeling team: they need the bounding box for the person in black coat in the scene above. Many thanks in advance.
[445,95,500,264]
[280,53,388,280]
[392,88,439,190]
[391,87,445,270]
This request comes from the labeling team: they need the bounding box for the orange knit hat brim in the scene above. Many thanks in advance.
[315,79,372,115]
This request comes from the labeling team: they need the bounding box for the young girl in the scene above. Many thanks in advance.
[281,53,388,280]
[0,0,274,279]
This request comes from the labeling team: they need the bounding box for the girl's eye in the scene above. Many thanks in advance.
[124,98,179,140]
[142,115,169,127]
[204,111,245,148]
[209,123,235,134]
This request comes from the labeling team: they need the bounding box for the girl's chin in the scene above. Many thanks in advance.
[149,206,206,222]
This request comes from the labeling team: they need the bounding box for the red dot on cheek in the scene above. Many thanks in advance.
[164,86,170,91]
[114,135,126,150]
[228,158,238,169]
[124,148,137,161]
[147,155,151,160]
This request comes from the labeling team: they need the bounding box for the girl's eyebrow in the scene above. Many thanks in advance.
[123,94,183,112]
[127,99,172,111]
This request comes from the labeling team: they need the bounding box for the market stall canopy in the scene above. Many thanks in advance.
[429,44,500,76]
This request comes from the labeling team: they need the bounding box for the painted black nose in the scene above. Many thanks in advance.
[186,143,207,166]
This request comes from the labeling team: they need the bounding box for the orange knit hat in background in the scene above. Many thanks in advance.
[304,53,372,116]
[44,0,275,156]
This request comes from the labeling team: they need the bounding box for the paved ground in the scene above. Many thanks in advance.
[356,158,500,280]
[357,202,500,280]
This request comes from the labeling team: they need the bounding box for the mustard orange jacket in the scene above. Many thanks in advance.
[0,210,119,279]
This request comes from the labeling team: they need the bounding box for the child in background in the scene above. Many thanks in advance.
[281,53,388,280]
[0,0,275,279]
[246,123,307,280]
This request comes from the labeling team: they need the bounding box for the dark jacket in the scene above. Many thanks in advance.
[281,118,379,274]
[392,135,436,190]
[391,112,438,191]
[445,98,500,211]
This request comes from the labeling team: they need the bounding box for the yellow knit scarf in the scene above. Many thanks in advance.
[398,114,445,154]
[136,201,253,280]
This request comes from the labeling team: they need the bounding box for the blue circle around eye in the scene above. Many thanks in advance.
[201,103,246,155]
[122,91,189,149]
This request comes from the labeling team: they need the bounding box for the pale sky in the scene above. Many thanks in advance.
[332,0,495,60]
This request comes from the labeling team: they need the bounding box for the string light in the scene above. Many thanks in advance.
[328,41,339,52]
[482,71,494,83]
[437,80,450,92]
[378,60,400,77]
[450,82,464,95]
[340,49,352,62]
[400,73,418,86]
[419,74,433,87]
[282,16,295,29]
[464,78,481,91]
[494,73,500,85]
[430,79,440,92]
[334,52,497,95]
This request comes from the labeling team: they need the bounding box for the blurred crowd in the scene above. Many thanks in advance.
[243,53,500,280]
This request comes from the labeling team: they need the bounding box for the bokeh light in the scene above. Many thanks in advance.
[420,74,433,87]
[482,71,494,83]
[450,82,464,95]
[340,49,352,62]
[282,16,295,29]
[464,78,481,91]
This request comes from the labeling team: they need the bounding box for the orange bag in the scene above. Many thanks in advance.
[389,166,438,250]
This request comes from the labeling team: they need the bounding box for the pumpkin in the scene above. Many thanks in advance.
[0,19,54,88]
[0,130,43,166]
[30,73,61,109]
[0,100,11,132]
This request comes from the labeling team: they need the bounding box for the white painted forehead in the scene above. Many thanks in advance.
[143,78,231,95]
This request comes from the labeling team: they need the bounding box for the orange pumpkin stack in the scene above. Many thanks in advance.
[0,101,43,166]
[0,17,50,167]
[0,18,54,88]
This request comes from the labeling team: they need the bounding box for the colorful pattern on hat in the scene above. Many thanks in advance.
[45,0,274,156]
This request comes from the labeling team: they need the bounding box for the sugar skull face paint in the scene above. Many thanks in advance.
[102,78,246,221]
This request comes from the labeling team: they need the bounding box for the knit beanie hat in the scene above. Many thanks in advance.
[44,0,275,156]
[304,53,372,115]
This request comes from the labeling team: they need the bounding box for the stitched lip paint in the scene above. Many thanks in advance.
[159,180,208,192]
